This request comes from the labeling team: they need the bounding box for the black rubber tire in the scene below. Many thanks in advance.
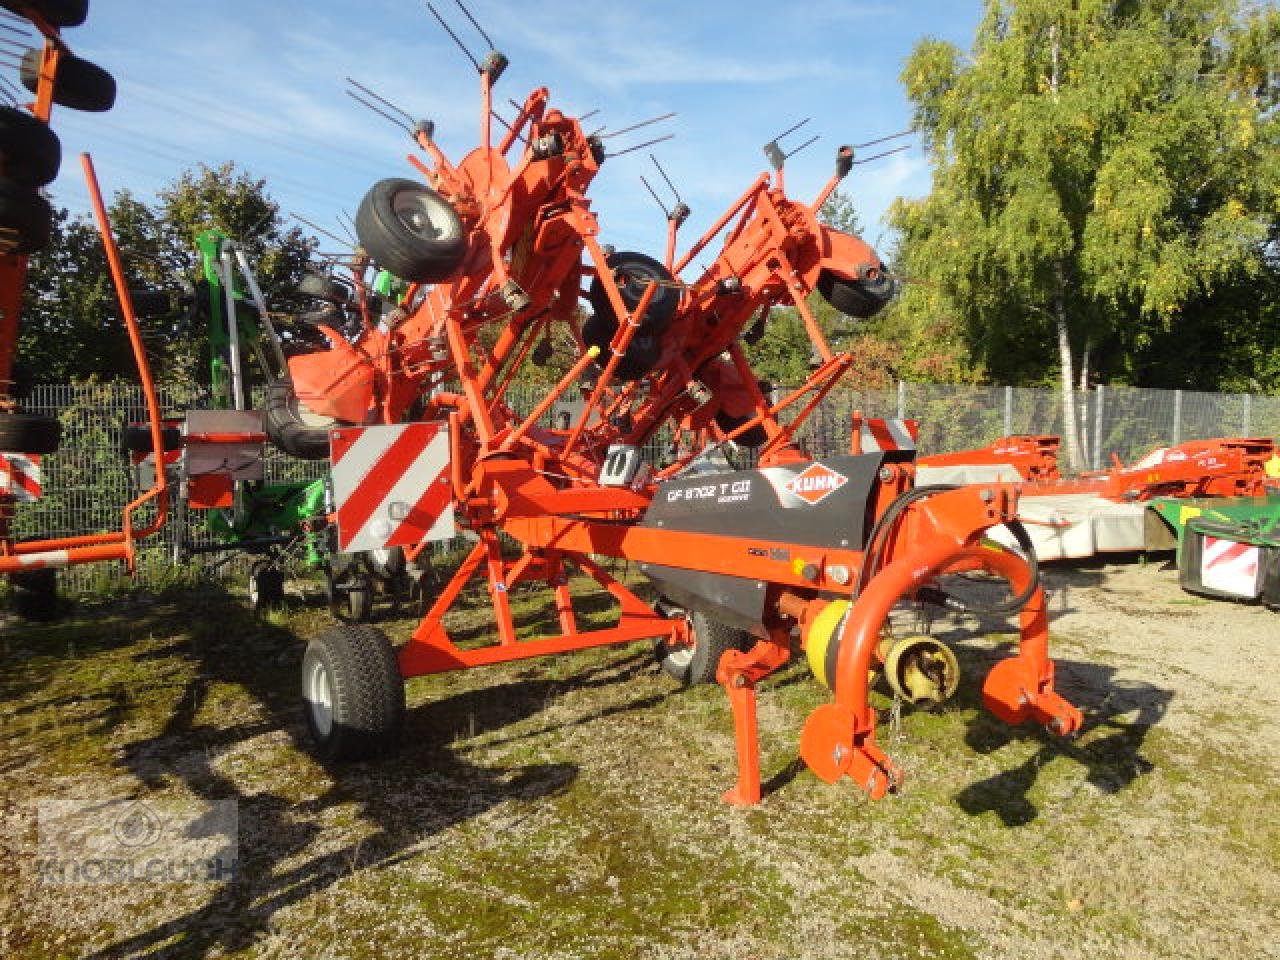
[0,107,60,187]
[297,273,351,304]
[816,268,896,320]
[355,178,466,284]
[20,48,115,113]
[581,312,662,382]
[301,623,405,763]
[1,0,89,27]
[248,560,286,611]
[363,546,406,581]
[587,251,679,335]
[656,610,750,686]
[119,423,182,454]
[8,567,59,621]
[0,177,52,254]
[714,410,768,448]
[0,411,60,453]
[264,378,334,461]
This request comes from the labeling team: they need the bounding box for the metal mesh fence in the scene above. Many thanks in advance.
[8,379,1279,594]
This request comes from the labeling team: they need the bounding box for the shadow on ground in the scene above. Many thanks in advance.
[76,584,662,959]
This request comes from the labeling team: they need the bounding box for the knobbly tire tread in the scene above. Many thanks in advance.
[302,624,404,762]
[658,611,749,686]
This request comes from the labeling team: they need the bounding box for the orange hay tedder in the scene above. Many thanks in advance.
[292,6,1083,805]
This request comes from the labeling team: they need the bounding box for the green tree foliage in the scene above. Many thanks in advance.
[18,162,315,386]
[892,0,1280,468]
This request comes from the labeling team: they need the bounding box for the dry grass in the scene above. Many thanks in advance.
[1,559,1277,959]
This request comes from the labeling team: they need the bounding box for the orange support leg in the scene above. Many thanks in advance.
[716,633,792,806]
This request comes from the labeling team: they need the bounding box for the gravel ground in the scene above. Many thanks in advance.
[0,556,1277,960]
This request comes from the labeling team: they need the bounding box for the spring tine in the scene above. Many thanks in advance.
[599,111,676,140]
[785,133,820,159]
[453,0,495,51]
[853,144,912,165]
[425,1,482,73]
[291,213,351,249]
[345,90,415,137]
[639,175,670,218]
[770,117,810,143]
[605,133,674,158]
[346,76,416,123]
[651,153,681,203]
[853,128,914,150]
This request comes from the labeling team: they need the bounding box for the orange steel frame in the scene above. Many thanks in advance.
[296,63,1082,803]
[0,21,168,575]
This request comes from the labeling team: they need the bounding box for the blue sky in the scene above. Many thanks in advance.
[35,0,980,259]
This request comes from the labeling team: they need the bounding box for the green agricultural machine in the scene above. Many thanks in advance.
[1147,491,1280,609]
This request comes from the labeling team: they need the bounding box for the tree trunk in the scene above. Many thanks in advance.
[1054,267,1083,474]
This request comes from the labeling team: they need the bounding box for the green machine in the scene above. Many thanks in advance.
[1147,493,1280,609]
[134,230,333,609]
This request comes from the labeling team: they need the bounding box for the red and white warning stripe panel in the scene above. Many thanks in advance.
[859,418,919,452]
[330,422,455,554]
[0,452,43,502]
[1200,535,1261,598]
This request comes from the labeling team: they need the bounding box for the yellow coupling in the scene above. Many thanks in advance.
[804,599,959,705]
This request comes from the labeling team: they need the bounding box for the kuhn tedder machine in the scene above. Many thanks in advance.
[291,8,1082,806]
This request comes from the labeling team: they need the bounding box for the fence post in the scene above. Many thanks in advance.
[1242,393,1252,436]
[896,380,906,420]
[1092,385,1104,469]
[1003,386,1013,437]
[1172,389,1182,446]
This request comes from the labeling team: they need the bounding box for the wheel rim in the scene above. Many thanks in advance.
[293,395,337,430]
[306,659,334,737]
[662,613,696,669]
[393,189,445,241]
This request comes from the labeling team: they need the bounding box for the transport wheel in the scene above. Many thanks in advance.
[247,560,285,611]
[363,546,406,581]
[264,378,334,461]
[816,267,896,320]
[301,623,405,762]
[0,106,60,186]
[297,272,351,304]
[580,312,662,382]
[0,410,60,453]
[656,609,750,686]
[0,177,52,254]
[355,178,466,284]
[587,251,680,334]
[8,567,59,621]
[119,423,182,454]
[1,0,89,28]
[328,561,374,623]
[20,48,116,113]
[714,409,768,448]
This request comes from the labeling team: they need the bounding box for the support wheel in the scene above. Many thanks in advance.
[264,378,335,461]
[0,410,60,453]
[301,623,405,762]
[655,609,750,685]
[8,567,59,621]
[247,560,285,612]
[363,546,406,581]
